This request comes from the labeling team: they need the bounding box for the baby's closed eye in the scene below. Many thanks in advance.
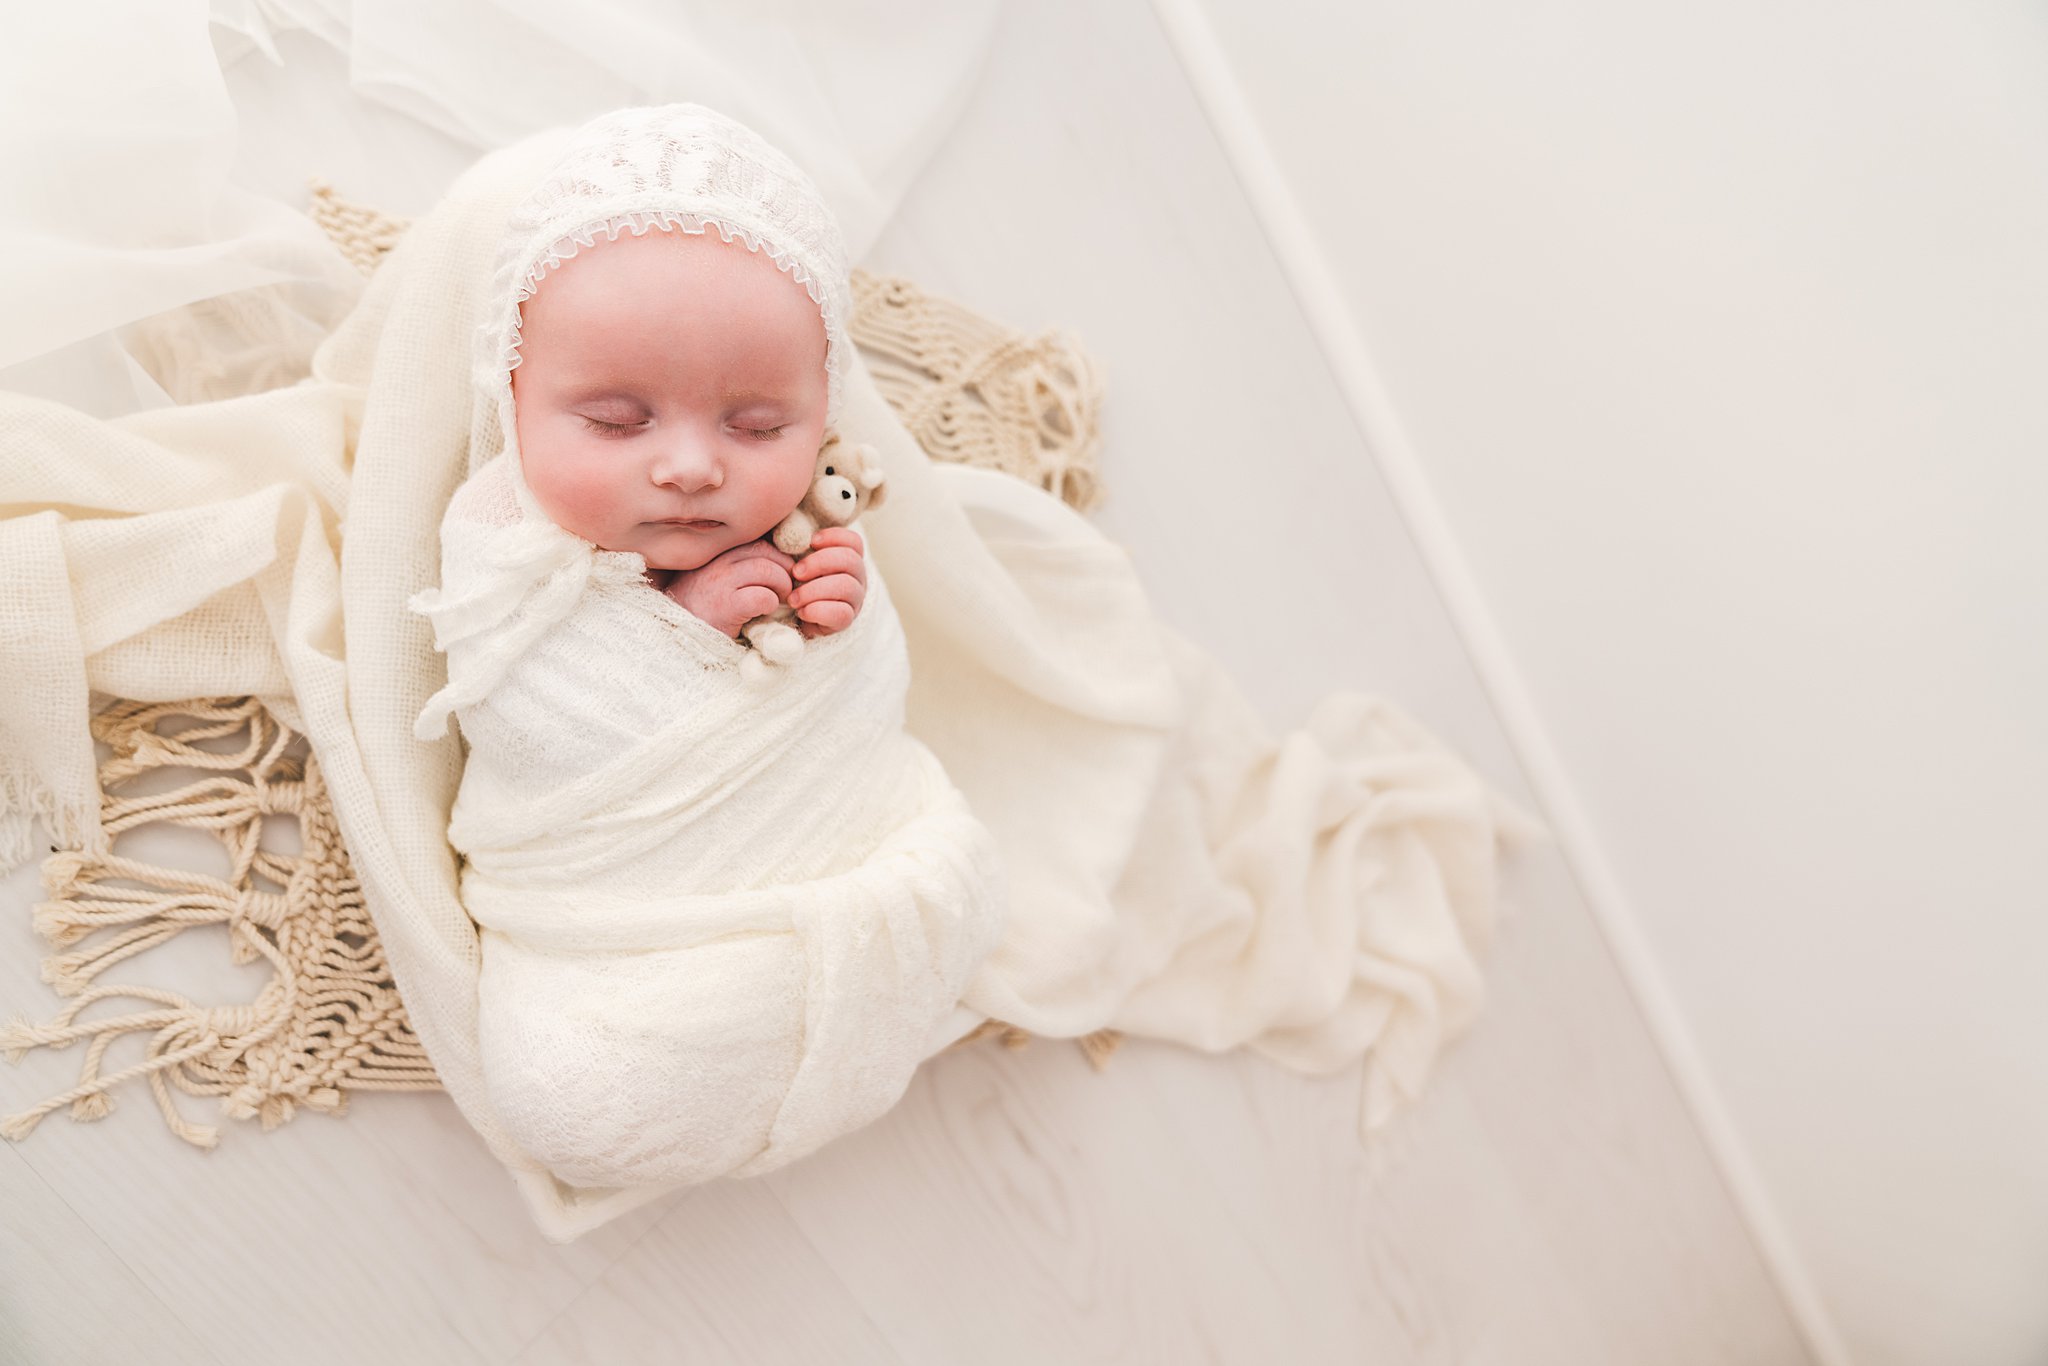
[579,415,647,436]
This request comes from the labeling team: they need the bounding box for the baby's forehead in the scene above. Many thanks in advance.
[510,226,828,396]
[527,225,802,310]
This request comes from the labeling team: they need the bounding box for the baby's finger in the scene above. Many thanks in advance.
[731,559,794,596]
[796,599,856,634]
[807,527,865,556]
[792,546,864,582]
[730,584,781,622]
[788,572,863,612]
[725,538,797,572]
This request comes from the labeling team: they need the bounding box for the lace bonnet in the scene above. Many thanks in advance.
[477,101,854,521]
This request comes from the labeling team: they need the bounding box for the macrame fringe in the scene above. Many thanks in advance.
[1,698,440,1149]
[306,178,411,274]
[937,1018,1127,1072]
[849,270,1108,515]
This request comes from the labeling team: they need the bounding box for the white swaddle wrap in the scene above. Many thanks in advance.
[407,106,1005,1187]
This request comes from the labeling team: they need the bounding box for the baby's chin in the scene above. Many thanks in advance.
[628,521,765,572]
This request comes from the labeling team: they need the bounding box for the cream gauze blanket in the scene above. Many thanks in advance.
[444,537,1001,1190]
[406,106,1008,1191]
[0,104,1550,1242]
[423,464,1003,1189]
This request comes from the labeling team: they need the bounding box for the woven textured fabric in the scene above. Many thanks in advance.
[851,271,1107,516]
[1,105,1548,1242]
[3,183,1121,1154]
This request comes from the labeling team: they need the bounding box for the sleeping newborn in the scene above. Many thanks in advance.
[510,214,871,647]
[409,104,1005,1191]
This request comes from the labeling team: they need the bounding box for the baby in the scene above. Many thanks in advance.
[508,221,869,643]
[410,103,1005,1191]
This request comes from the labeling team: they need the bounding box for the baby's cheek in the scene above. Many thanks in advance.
[768,439,826,511]
[524,437,626,543]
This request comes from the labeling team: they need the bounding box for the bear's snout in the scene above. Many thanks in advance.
[811,473,860,524]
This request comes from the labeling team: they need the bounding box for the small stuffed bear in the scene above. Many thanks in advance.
[739,432,887,682]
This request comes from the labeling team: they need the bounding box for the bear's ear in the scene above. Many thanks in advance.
[857,465,884,489]
[863,477,888,512]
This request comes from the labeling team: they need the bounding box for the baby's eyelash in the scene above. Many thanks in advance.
[578,416,785,440]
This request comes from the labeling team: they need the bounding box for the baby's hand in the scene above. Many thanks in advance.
[789,527,868,638]
[663,539,797,638]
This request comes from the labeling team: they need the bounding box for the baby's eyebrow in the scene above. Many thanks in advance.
[565,387,648,408]
[561,385,792,410]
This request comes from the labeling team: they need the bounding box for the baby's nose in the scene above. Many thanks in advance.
[649,438,723,490]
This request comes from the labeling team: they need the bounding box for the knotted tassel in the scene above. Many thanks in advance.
[1076,1028,1124,1072]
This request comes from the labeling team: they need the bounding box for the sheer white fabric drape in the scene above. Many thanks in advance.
[0,0,1000,414]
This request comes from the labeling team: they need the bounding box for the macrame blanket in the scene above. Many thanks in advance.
[0,134,1550,1242]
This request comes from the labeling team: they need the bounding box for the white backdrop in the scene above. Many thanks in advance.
[1178,2,2048,1364]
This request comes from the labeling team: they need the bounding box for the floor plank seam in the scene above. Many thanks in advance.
[760,1175,917,1365]
[500,1188,688,1365]
[2,1139,236,1366]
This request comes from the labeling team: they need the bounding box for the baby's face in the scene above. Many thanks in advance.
[510,226,829,572]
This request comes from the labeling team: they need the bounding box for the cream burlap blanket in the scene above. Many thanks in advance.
[1,142,1548,1241]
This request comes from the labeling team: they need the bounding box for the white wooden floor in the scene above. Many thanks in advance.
[1,2,1818,1363]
